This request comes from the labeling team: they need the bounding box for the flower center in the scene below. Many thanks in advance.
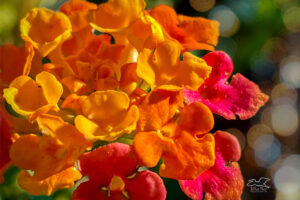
[109,175,125,191]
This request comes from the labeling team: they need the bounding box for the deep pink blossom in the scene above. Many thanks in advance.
[183,51,268,120]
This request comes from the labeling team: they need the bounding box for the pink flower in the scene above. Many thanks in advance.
[183,51,268,120]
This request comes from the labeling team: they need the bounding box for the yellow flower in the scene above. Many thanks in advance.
[20,8,72,57]
[75,90,139,141]
[3,71,63,121]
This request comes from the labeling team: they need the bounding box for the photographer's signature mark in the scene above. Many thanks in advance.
[247,177,271,192]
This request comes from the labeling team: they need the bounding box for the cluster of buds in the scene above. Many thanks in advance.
[0,0,269,199]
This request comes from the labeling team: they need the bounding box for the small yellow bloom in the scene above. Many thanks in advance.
[3,71,63,121]
[20,8,72,57]
[75,90,139,141]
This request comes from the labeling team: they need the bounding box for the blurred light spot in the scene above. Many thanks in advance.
[0,3,17,33]
[260,107,272,128]
[271,83,298,103]
[209,5,240,37]
[254,135,281,167]
[254,134,274,151]
[282,154,300,169]
[283,6,300,32]
[274,166,300,194]
[275,0,298,11]
[189,0,216,12]
[280,56,300,88]
[271,103,298,136]
[261,37,287,63]
[225,128,246,150]
[247,124,273,149]
[227,0,258,23]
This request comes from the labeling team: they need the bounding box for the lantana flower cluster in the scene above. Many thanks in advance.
[0,0,269,199]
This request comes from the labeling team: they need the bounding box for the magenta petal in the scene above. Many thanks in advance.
[183,51,268,120]
[126,170,167,200]
[179,131,244,200]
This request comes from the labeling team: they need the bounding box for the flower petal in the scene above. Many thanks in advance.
[178,102,214,136]
[150,5,219,51]
[92,0,146,30]
[134,131,215,180]
[10,134,82,180]
[78,143,138,181]
[179,131,244,200]
[18,166,81,196]
[126,170,167,200]
[75,91,139,141]
[20,8,72,57]
[183,51,269,120]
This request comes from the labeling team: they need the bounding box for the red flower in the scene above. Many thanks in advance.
[183,51,268,120]
[0,109,13,183]
[72,143,166,200]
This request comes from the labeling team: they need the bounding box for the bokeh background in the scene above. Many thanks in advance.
[1,0,300,199]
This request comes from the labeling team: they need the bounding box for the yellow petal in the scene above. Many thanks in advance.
[20,8,72,57]
[36,71,63,106]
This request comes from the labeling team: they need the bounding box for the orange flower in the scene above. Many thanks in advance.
[91,0,146,30]
[63,34,124,93]
[3,72,63,121]
[150,5,219,51]
[18,166,81,196]
[0,44,34,92]
[20,8,72,57]
[60,0,97,32]
[75,90,139,141]
[9,114,89,195]
[137,39,211,90]
[133,89,215,179]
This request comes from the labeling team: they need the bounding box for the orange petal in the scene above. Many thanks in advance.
[160,132,215,180]
[150,5,219,51]
[92,0,146,30]
[18,167,81,196]
[134,131,215,180]
[125,14,164,51]
[133,131,168,167]
[20,8,72,57]
[172,52,211,91]
[178,15,219,50]
[137,39,181,88]
[137,89,184,131]
[10,134,81,180]
[178,102,214,136]
[0,45,26,89]
[61,76,91,95]
[61,93,86,114]
[37,114,93,148]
